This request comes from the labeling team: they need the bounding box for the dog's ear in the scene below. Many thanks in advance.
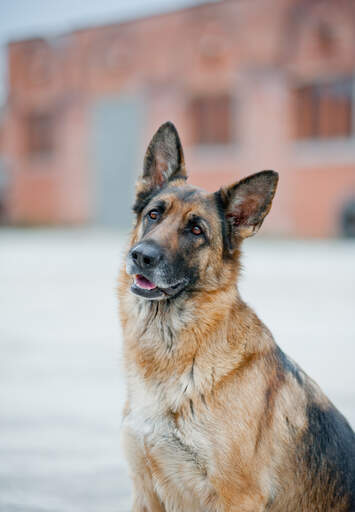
[134,122,187,214]
[217,170,278,247]
[142,121,186,185]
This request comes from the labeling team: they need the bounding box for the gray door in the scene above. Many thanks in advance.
[91,95,143,229]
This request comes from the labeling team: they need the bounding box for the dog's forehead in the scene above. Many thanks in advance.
[153,184,213,214]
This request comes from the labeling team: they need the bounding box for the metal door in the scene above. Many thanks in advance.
[91,95,143,229]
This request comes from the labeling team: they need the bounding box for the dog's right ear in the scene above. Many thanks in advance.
[216,170,278,250]
[134,122,187,214]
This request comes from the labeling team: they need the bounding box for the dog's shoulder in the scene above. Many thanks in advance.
[265,345,355,511]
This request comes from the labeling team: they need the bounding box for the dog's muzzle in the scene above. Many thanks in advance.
[126,241,187,300]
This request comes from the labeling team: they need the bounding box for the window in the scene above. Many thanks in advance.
[190,94,233,145]
[294,78,353,139]
[26,112,55,157]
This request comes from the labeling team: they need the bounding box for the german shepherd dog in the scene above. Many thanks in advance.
[118,122,355,511]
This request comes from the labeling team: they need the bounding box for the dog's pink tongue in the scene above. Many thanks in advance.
[135,275,157,290]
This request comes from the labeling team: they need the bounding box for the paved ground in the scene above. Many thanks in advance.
[0,228,354,511]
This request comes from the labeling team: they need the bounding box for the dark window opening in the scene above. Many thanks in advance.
[190,94,233,145]
[316,22,336,56]
[294,78,353,139]
[341,198,355,238]
[26,112,55,157]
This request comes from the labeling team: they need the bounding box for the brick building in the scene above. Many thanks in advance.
[2,0,355,236]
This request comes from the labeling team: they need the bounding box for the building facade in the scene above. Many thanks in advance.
[2,0,355,236]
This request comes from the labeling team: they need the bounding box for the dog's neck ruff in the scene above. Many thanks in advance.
[132,294,194,352]
[119,249,253,401]
[123,282,241,353]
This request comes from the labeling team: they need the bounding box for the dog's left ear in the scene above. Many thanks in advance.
[134,122,187,214]
[142,121,186,186]
[217,170,279,247]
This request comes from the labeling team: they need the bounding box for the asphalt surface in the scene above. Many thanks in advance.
[1,229,354,511]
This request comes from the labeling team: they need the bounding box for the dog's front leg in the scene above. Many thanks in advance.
[130,461,165,512]
[228,495,266,512]
[122,427,165,512]
[131,476,165,512]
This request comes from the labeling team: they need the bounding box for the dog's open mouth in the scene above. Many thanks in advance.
[135,274,157,290]
[131,274,186,300]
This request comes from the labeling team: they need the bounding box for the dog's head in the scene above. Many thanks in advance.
[126,122,278,300]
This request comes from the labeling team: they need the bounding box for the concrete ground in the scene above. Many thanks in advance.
[0,228,354,512]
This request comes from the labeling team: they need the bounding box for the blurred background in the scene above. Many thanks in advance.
[0,0,354,511]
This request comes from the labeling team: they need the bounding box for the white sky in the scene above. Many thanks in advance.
[0,0,214,105]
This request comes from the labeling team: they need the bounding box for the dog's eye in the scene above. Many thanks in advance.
[191,225,202,236]
[148,210,160,220]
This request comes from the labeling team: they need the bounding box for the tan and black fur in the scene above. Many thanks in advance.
[119,122,355,511]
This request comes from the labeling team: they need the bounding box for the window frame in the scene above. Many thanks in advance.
[292,76,355,142]
[291,76,355,165]
[25,111,56,160]
[188,93,236,148]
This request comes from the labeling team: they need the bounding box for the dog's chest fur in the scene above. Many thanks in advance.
[121,296,222,510]
[122,376,218,510]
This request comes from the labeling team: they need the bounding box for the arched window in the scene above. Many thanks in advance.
[294,78,353,139]
[26,112,55,157]
[189,94,233,145]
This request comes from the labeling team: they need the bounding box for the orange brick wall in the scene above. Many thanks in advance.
[2,0,355,235]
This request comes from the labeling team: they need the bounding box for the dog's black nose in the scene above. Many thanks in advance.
[130,243,162,269]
